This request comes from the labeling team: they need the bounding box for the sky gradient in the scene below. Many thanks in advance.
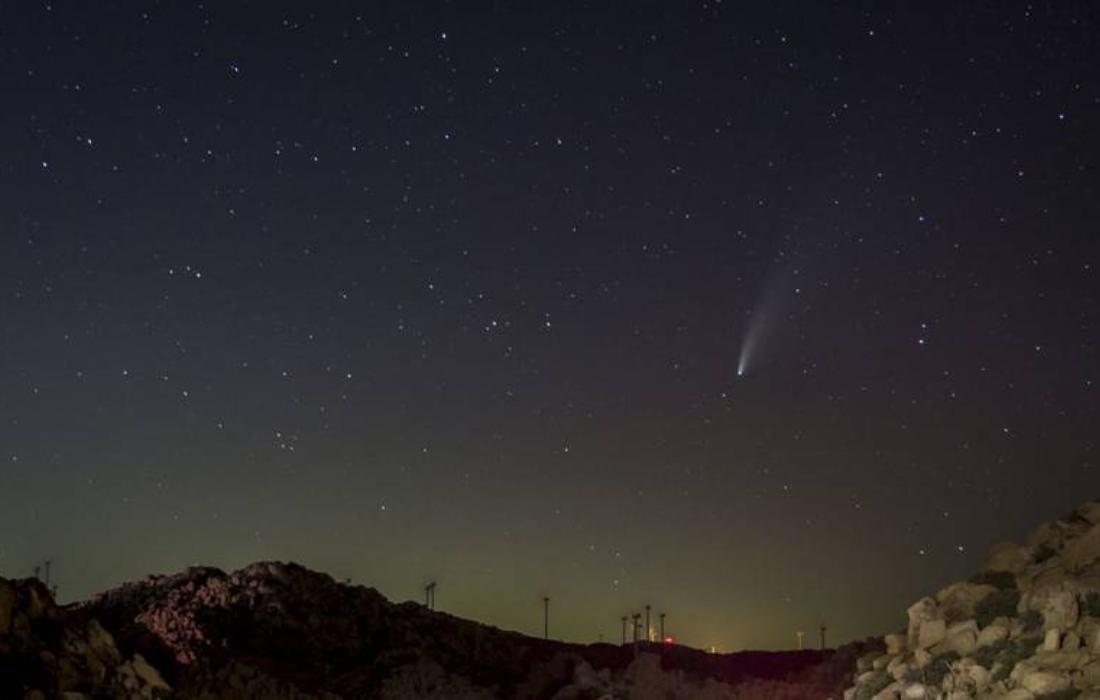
[2,1,1098,651]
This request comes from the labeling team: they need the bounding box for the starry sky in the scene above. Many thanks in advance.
[2,1,1099,652]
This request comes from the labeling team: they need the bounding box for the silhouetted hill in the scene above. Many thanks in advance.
[1,559,874,698]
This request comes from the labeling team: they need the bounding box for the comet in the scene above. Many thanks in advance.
[736,312,764,377]
[736,254,801,378]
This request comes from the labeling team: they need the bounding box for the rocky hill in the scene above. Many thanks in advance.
[0,575,170,699]
[846,500,1100,700]
[1,558,868,699]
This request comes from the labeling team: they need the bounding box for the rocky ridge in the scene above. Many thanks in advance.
[846,500,1100,700]
[79,561,861,699]
[2,558,866,699]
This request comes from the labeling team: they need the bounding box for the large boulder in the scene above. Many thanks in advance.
[1064,523,1100,573]
[918,619,947,650]
[977,623,1009,648]
[933,621,978,656]
[907,598,943,648]
[986,542,1031,574]
[1020,669,1071,695]
[936,583,997,622]
[1026,581,1080,631]
[885,634,907,656]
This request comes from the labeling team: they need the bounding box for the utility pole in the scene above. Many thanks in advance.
[819,624,827,650]
[621,616,628,645]
[632,613,641,657]
[645,604,651,642]
[660,612,666,642]
[796,630,805,650]
[425,582,436,610]
[543,596,550,640]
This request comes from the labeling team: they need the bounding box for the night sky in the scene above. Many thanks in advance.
[2,1,1098,652]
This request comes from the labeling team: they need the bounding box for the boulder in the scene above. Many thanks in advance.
[1080,660,1100,687]
[986,541,1031,574]
[129,653,170,692]
[1064,522,1100,572]
[964,663,990,692]
[870,681,901,700]
[977,623,1009,647]
[1063,630,1082,650]
[918,619,947,650]
[1020,670,1070,695]
[1027,581,1080,631]
[1027,521,1064,551]
[1043,628,1061,652]
[913,649,932,669]
[885,633,907,655]
[903,682,926,699]
[933,621,978,656]
[907,598,941,648]
[936,582,997,622]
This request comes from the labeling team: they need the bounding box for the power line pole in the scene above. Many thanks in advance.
[543,596,550,640]
[621,616,628,645]
[819,624,827,650]
[660,612,666,642]
[632,613,641,657]
[645,604,651,643]
[425,582,436,610]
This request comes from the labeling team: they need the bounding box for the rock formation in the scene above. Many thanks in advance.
[846,500,1100,700]
[0,575,170,699]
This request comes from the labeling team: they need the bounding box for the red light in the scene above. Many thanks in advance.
[664,636,674,644]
